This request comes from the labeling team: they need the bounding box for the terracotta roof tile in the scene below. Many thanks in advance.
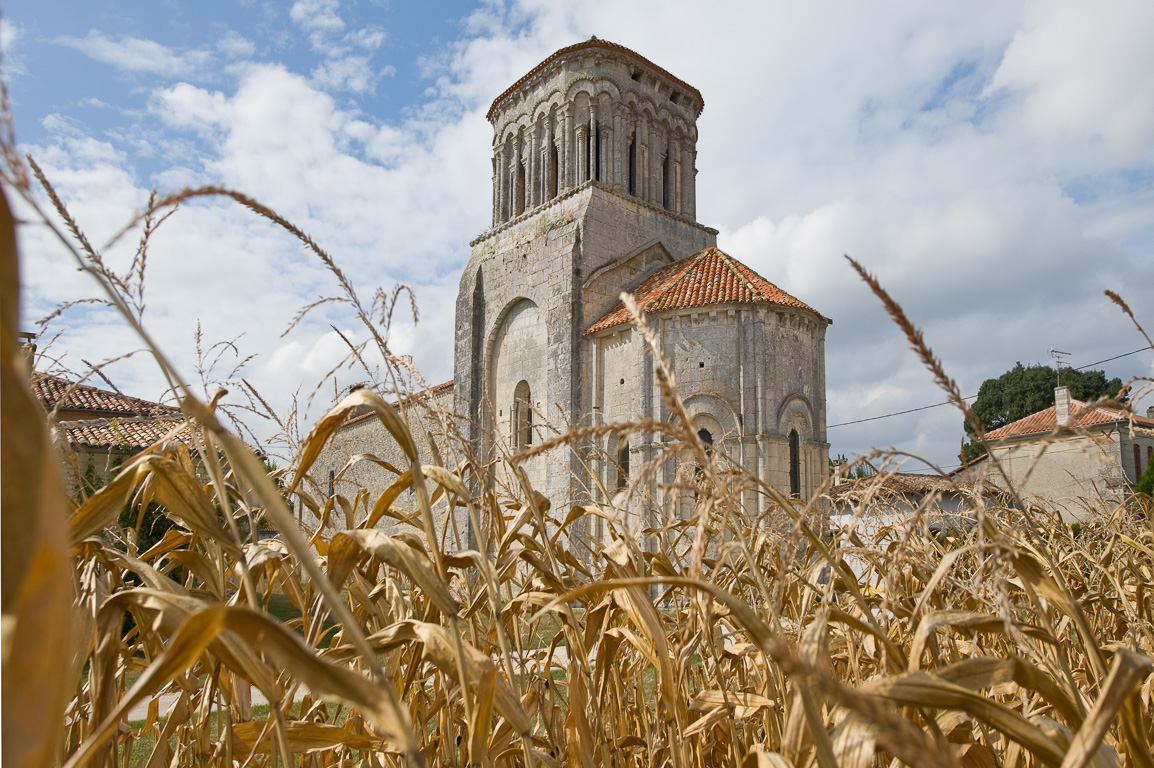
[985,398,1154,440]
[487,37,704,122]
[62,416,191,451]
[32,371,178,418]
[585,247,829,335]
[829,472,975,502]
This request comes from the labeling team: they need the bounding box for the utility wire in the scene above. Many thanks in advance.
[828,345,1150,430]
[1073,346,1149,370]
[828,396,975,428]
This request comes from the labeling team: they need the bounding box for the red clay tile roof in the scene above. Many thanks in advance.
[985,398,1154,440]
[585,247,830,335]
[487,37,704,122]
[829,472,976,502]
[32,371,178,419]
[62,416,191,451]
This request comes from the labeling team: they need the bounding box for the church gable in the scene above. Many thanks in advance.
[581,238,673,324]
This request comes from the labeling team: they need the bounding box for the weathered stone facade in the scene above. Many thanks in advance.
[314,38,832,541]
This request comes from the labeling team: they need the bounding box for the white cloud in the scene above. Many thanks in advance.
[217,31,256,59]
[291,0,345,35]
[311,55,375,93]
[288,1,389,93]
[58,31,212,78]
[989,0,1154,167]
[18,0,1154,467]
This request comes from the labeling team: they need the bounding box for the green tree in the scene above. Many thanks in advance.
[1137,455,1154,498]
[960,363,1126,463]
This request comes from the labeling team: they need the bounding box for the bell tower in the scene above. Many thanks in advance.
[455,38,718,501]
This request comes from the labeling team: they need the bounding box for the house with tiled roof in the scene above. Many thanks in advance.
[32,371,190,495]
[314,38,830,536]
[982,385,1154,520]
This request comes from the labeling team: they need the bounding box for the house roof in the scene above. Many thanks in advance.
[32,371,178,419]
[829,472,970,503]
[487,37,704,122]
[585,247,829,335]
[984,398,1154,440]
[63,416,192,451]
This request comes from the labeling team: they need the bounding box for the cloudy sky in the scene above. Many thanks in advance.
[6,0,1153,469]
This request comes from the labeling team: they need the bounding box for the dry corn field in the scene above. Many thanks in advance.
[4,135,1154,768]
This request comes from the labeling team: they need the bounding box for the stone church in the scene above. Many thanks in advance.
[319,38,830,527]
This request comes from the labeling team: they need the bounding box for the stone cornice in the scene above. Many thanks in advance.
[470,180,716,247]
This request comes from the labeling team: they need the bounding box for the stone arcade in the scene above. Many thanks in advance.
[318,38,831,536]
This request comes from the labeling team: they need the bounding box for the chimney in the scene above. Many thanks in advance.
[1055,386,1071,426]
[1147,405,1154,420]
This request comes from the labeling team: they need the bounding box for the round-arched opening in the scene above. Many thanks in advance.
[789,429,801,497]
[513,380,533,451]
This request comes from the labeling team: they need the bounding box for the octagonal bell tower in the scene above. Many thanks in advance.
[455,37,719,503]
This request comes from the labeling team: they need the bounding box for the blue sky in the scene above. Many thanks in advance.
[5,0,1154,470]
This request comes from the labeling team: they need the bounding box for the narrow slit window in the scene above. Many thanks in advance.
[789,429,801,497]
[513,380,533,451]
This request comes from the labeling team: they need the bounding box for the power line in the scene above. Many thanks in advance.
[828,396,975,429]
[828,345,1151,430]
[1074,346,1149,370]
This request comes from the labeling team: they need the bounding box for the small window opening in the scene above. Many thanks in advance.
[789,429,801,497]
[631,70,642,82]
[513,380,533,450]
[694,428,713,496]
[661,153,672,210]
[515,162,526,216]
[698,361,704,368]
[616,439,630,490]
[327,469,335,499]
[619,378,625,385]
[549,143,558,198]
[628,136,637,196]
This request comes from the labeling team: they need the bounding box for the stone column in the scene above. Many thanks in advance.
[491,150,499,227]
[637,114,649,201]
[599,127,610,184]
[499,144,510,224]
[575,123,587,184]
[612,107,626,192]
[588,103,598,182]
[526,128,537,209]
[666,136,679,212]
[511,136,522,217]
[545,116,555,200]
[562,106,574,190]
[649,124,662,206]
[685,146,697,219]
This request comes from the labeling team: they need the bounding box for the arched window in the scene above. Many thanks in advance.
[694,428,713,490]
[661,152,671,210]
[789,429,801,497]
[515,161,526,216]
[549,143,559,198]
[616,438,630,490]
[513,380,533,451]
[628,135,637,196]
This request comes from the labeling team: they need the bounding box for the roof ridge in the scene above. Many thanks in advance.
[714,248,760,299]
[635,252,705,317]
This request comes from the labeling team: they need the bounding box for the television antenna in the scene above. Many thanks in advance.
[1051,348,1071,385]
